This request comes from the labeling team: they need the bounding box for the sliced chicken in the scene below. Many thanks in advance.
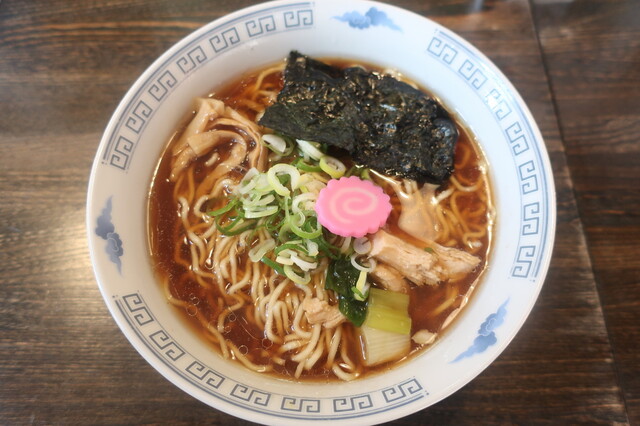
[369,230,440,285]
[302,298,345,329]
[369,230,480,286]
[431,244,482,279]
[370,263,410,294]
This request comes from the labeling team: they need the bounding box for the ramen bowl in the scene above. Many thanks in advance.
[86,0,555,423]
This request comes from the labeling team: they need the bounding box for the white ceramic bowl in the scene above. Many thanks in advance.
[87,0,556,423]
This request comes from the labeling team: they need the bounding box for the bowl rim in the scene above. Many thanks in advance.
[86,0,557,423]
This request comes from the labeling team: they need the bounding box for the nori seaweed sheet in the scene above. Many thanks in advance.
[259,51,459,185]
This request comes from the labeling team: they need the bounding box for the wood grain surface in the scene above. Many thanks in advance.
[1,0,638,424]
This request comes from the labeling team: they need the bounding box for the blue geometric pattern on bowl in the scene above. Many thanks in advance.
[115,292,427,420]
[334,7,401,31]
[95,196,123,273]
[452,299,509,363]
[100,2,314,172]
[427,29,551,281]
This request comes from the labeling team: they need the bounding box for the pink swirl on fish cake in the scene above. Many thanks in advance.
[315,176,392,238]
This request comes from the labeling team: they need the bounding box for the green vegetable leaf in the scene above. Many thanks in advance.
[339,296,367,326]
[326,257,359,295]
[326,257,367,326]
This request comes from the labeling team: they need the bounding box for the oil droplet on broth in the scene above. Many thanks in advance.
[186,304,198,316]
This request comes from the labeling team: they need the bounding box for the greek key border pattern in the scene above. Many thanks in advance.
[101,2,314,172]
[427,30,550,280]
[115,292,426,420]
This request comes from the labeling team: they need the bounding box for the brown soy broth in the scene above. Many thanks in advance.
[148,59,493,381]
[216,66,284,121]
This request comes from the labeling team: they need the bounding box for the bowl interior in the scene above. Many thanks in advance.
[87,1,555,424]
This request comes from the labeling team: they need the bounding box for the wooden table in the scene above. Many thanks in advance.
[1,0,638,424]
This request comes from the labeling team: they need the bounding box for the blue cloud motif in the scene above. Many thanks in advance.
[95,197,115,239]
[365,7,401,31]
[452,298,509,363]
[105,232,123,273]
[334,7,401,32]
[95,196,124,273]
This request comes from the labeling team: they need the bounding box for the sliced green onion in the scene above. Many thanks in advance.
[253,173,273,193]
[346,166,371,180]
[261,134,287,154]
[290,216,322,239]
[351,283,369,301]
[361,168,372,181]
[355,269,367,292]
[223,149,356,281]
[238,174,259,195]
[242,167,260,183]
[353,237,371,254]
[319,156,346,179]
[274,242,305,256]
[275,249,295,265]
[352,269,369,301]
[310,172,330,184]
[300,179,327,195]
[244,205,278,218]
[290,221,321,240]
[283,265,311,285]
[215,211,241,230]
[277,173,291,187]
[207,198,238,217]
[350,253,375,272]
[291,193,317,214]
[290,252,318,271]
[305,240,319,257]
[277,222,294,243]
[248,238,276,263]
[243,193,275,207]
[261,256,284,275]
[267,173,289,196]
[294,158,322,173]
[296,139,325,160]
[297,173,314,190]
[313,235,341,259]
[215,215,255,236]
[339,236,353,255]
[267,163,300,196]
[264,213,285,232]
[282,135,297,156]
